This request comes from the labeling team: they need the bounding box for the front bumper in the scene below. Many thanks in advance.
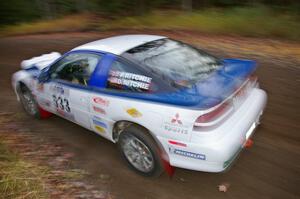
[158,88,267,172]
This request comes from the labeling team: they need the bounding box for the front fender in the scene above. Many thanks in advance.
[12,70,34,100]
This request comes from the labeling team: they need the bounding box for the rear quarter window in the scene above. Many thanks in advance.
[106,60,156,93]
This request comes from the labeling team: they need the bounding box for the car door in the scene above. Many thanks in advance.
[45,52,102,129]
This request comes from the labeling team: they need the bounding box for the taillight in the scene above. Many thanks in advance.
[195,103,230,125]
[193,76,257,131]
[196,103,228,124]
[194,102,232,131]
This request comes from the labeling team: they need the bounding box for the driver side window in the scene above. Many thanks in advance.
[50,53,101,86]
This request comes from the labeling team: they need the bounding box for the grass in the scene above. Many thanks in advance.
[104,6,300,40]
[0,6,299,40]
[0,142,48,199]
[0,139,91,198]
[0,13,94,37]
[63,169,89,180]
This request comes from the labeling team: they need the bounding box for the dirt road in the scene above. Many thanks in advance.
[0,31,299,199]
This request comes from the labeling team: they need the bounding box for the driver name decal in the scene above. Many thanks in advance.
[108,70,152,90]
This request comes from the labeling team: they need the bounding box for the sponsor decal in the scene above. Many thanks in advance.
[164,113,189,135]
[93,97,109,107]
[52,95,71,113]
[57,108,64,115]
[168,140,187,147]
[169,147,206,160]
[95,125,106,134]
[36,83,44,92]
[108,70,152,90]
[171,113,182,124]
[126,108,142,118]
[56,108,74,121]
[51,85,69,96]
[30,79,34,87]
[92,117,108,134]
[39,99,51,107]
[164,124,188,134]
[93,106,106,115]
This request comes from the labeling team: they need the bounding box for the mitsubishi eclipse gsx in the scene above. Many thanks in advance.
[12,35,267,177]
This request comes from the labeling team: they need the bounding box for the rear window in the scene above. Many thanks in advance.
[123,39,222,87]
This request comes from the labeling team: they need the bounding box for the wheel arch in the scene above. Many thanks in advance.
[112,120,169,160]
[112,120,149,142]
[12,70,33,101]
[112,120,173,175]
[15,81,28,100]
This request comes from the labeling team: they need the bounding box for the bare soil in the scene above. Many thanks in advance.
[0,31,299,199]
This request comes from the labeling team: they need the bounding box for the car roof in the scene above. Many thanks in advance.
[72,34,166,55]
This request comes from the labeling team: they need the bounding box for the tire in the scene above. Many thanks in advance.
[118,125,164,177]
[18,84,41,118]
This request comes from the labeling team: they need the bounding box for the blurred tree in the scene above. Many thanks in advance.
[0,0,41,25]
[181,0,193,11]
[75,0,87,11]
[182,0,193,11]
[41,0,53,19]
[0,0,299,26]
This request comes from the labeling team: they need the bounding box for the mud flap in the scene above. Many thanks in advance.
[38,106,52,119]
[160,150,175,177]
[163,158,175,177]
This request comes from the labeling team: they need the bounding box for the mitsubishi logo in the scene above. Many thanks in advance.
[171,113,182,125]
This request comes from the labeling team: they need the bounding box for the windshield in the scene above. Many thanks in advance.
[123,39,222,87]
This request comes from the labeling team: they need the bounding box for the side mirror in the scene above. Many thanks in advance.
[38,66,50,83]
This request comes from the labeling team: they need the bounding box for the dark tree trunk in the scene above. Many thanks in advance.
[76,0,87,12]
[137,0,146,15]
[41,0,53,19]
[182,0,193,11]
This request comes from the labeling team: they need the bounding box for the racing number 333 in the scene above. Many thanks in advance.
[52,95,71,112]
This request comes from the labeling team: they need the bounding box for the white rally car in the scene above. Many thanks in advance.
[12,35,267,177]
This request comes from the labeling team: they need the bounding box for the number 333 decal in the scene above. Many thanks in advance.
[52,95,71,112]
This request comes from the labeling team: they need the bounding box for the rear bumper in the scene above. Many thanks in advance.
[158,88,267,172]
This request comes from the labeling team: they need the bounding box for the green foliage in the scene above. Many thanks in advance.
[103,6,300,40]
[91,0,177,16]
[0,0,41,25]
[1,0,299,26]
[0,1,299,40]
[0,14,93,36]
[0,0,87,25]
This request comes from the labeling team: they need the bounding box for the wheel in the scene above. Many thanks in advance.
[118,125,164,177]
[18,84,41,118]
